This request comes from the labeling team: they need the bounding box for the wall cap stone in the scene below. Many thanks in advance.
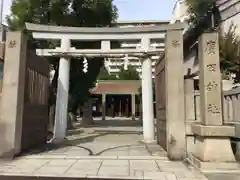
[188,153,240,173]
[191,123,235,137]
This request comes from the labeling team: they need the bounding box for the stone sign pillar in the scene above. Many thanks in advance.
[191,32,237,171]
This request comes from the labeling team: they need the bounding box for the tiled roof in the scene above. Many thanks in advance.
[90,80,141,95]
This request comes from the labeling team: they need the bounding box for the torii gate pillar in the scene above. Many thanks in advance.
[141,37,155,143]
[52,38,71,143]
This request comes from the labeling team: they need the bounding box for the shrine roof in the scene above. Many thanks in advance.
[90,80,141,95]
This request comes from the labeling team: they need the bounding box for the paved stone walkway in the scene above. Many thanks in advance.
[0,119,206,179]
[30,119,167,157]
[205,173,240,180]
[0,157,207,180]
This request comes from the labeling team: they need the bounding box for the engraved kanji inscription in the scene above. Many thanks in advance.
[172,40,180,47]
[8,40,17,48]
[207,104,220,114]
[205,40,217,55]
[206,81,218,91]
[206,64,217,72]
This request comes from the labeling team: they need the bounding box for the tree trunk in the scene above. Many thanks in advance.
[67,112,76,129]
[48,105,55,132]
[69,112,77,122]
[82,99,94,125]
[235,72,240,84]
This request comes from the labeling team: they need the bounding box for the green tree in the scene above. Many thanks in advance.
[97,65,140,80]
[219,24,240,82]
[118,65,140,80]
[97,66,118,80]
[185,0,220,29]
[185,0,240,83]
[7,0,118,116]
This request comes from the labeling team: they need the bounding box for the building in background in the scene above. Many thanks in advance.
[104,20,168,78]
[171,0,240,33]
[170,0,240,90]
[90,80,142,120]
[170,0,189,23]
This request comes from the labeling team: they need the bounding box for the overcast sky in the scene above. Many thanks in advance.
[2,0,176,24]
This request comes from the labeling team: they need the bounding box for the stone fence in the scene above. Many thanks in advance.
[193,88,240,125]
[184,82,240,162]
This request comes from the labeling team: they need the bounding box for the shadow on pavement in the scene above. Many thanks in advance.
[19,125,143,157]
[78,119,142,128]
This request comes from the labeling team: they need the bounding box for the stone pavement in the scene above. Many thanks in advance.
[0,119,208,179]
[205,173,240,180]
[33,119,167,157]
[0,157,207,180]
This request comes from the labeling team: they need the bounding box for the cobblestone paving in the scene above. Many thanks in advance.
[0,119,208,180]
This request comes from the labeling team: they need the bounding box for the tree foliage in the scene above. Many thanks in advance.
[97,66,118,80]
[185,0,240,83]
[219,24,240,82]
[7,0,118,29]
[118,65,140,80]
[97,65,140,80]
[7,0,118,114]
[185,0,219,28]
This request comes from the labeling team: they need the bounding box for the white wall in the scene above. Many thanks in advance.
[171,0,189,23]
[222,13,240,35]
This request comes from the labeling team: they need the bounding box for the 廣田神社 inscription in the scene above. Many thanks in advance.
[206,64,217,72]
[207,104,221,114]
[8,40,17,48]
[205,40,217,55]
[172,40,180,47]
[206,81,218,91]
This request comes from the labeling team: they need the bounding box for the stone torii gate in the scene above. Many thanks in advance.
[26,23,186,144]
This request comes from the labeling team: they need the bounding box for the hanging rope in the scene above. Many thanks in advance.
[83,57,88,73]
